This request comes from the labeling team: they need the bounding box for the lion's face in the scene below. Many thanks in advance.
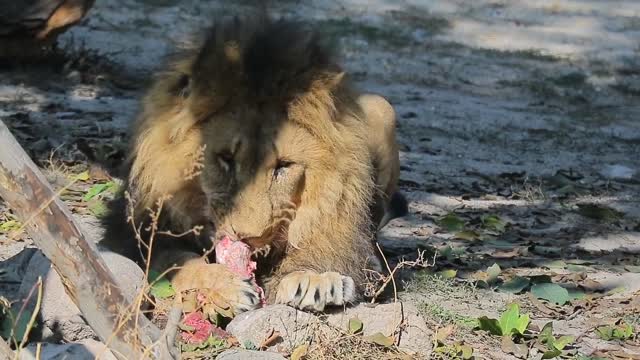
[200,104,321,251]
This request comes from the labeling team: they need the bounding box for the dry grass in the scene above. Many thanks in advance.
[305,333,411,360]
[286,317,414,360]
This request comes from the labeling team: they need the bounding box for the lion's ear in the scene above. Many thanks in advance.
[312,70,345,92]
[327,71,345,89]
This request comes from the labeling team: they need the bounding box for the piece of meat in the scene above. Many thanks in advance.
[215,236,265,304]
[181,311,214,344]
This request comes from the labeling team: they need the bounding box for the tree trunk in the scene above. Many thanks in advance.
[0,121,161,358]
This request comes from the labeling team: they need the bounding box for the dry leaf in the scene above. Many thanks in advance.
[364,332,395,347]
[435,324,456,342]
[259,329,282,349]
[501,336,528,359]
[291,344,309,360]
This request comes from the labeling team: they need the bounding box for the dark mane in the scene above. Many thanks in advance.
[191,16,342,105]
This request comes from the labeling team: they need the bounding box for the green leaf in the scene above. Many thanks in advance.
[552,335,574,350]
[0,220,21,233]
[616,323,633,339]
[482,215,506,233]
[597,323,634,340]
[595,323,634,341]
[83,181,115,202]
[531,283,570,305]
[567,288,585,301]
[437,213,465,232]
[538,322,574,357]
[595,326,614,340]
[542,348,562,359]
[244,340,258,350]
[455,230,480,241]
[576,204,622,222]
[459,344,473,359]
[486,263,502,284]
[436,269,457,279]
[148,271,176,299]
[539,322,555,344]
[348,317,363,334]
[72,171,90,181]
[499,303,530,336]
[439,246,453,259]
[0,307,34,342]
[364,332,395,347]
[477,316,502,336]
[499,277,530,294]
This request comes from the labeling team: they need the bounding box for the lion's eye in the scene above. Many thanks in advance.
[273,160,293,179]
[217,151,234,172]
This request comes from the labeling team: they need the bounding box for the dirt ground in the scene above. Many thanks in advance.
[1,0,639,359]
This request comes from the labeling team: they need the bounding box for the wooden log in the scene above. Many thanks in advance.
[0,121,161,358]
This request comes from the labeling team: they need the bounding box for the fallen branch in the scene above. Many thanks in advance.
[0,121,161,358]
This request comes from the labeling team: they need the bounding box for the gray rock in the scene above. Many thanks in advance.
[17,250,145,342]
[216,349,286,360]
[324,302,432,356]
[226,305,319,353]
[226,302,432,357]
[19,339,117,360]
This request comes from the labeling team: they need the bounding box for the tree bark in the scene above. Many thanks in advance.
[0,121,161,358]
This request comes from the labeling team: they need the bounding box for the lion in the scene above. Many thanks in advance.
[103,17,406,314]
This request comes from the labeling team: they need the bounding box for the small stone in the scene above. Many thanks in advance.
[216,349,286,360]
[226,302,432,357]
[226,305,318,353]
[324,302,432,356]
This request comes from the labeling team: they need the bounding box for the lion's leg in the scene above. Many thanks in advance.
[156,249,261,315]
[356,94,406,229]
[273,271,356,312]
[264,239,378,311]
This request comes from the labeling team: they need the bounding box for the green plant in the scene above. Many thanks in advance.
[477,303,530,337]
[538,322,574,359]
[595,321,634,341]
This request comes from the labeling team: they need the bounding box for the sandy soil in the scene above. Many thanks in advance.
[1,1,639,359]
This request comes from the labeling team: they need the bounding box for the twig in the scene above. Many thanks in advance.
[259,329,281,350]
[147,303,182,360]
[15,277,43,359]
[375,242,397,303]
[8,278,41,349]
[369,247,434,303]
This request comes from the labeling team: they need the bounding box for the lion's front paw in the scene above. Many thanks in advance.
[171,262,261,315]
[275,271,356,311]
